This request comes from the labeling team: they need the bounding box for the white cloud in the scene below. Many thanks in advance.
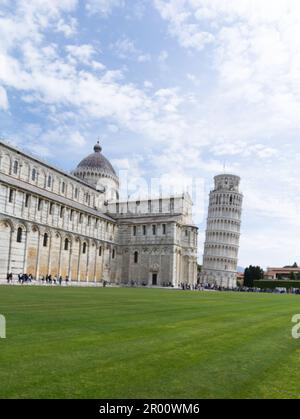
[154,0,215,50]
[144,80,153,89]
[0,0,187,155]
[187,73,200,86]
[137,53,151,63]
[85,0,124,16]
[111,37,151,63]
[69,131,87,147]
[66,44,97,65]
[111,37,138,59]
[55,17,77,37]
[154,0,300,128]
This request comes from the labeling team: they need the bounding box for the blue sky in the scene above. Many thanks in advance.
[1,0,300,268]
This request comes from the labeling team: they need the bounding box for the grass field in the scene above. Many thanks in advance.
[1,286,300,399]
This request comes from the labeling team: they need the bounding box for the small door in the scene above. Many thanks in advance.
[152,273,157,286]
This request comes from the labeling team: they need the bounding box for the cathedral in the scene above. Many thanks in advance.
[0,139,199,286]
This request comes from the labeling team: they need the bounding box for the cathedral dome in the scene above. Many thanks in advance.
[76,141,117,177]
[72,141,119,197]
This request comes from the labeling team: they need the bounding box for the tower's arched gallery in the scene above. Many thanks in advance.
[0,139,242,287]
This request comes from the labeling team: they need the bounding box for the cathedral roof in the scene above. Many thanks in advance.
[76,141,117,177]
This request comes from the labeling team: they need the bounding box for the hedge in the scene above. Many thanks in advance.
[253,280,300,289]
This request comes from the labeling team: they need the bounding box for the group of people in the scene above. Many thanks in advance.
[195,283,300,294]
[7,272,34,283]
[180,282,198,290]
[39,275,68,285]
[5,273,110,287]
[6,273,299,294]
[6,272,69,285]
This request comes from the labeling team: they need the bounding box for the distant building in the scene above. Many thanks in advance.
[265,267,300,280]
[236,272,244,285]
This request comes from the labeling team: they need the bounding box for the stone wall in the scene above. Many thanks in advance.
[115,216,198,287]
[0,141,118,282]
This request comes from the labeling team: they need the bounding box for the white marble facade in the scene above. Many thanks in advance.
[200,174,243,288]
[0,140,198,286]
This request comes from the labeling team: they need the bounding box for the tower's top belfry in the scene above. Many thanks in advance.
[213,174,240,192]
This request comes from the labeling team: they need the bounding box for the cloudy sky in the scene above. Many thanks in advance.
[1,0,300,268]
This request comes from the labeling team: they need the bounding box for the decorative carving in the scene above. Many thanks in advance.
[149,263,160,272]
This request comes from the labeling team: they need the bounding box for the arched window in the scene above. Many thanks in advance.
[8,189,14,203]
[64,238,69,251]
[43,233,48,247]
[82,243,87,254]
[134,251,138,264]
[13,160,18,175]
[47,175,52,188]
[17,227,22,243]
[32,168,36,181]
[25,194,30,208]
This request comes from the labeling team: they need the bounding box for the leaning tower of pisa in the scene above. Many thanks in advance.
[200,174,243,288]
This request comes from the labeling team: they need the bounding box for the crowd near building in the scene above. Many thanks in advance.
[0,140,200,287]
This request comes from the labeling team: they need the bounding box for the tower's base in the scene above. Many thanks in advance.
[200,269,237,289]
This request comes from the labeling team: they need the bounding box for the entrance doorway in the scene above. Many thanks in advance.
[152,273,158,286]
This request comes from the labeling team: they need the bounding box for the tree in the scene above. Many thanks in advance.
[244,265,264,287]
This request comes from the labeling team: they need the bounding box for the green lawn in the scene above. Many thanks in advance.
[0,286,300,399]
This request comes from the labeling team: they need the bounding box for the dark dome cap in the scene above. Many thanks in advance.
[76,141,117,177]
[94,141,102,153]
